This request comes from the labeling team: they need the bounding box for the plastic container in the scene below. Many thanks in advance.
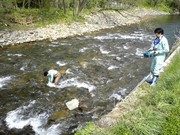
[66,99,79,110]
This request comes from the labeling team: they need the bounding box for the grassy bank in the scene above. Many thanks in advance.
[75,47,180,135]
[1,0,179,31]
[0,7,90,31]
[0,6,175,31]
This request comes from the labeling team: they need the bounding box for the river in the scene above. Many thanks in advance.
[0,15,180,135]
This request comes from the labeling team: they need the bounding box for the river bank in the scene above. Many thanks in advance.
[75,38,180,135]
[0,8,169,46]
[95,38,180,128]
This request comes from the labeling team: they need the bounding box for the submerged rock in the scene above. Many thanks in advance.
[1,125,35,135]
[49,110,70,122]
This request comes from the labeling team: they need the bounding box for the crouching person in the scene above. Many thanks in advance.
[44,69,61,87]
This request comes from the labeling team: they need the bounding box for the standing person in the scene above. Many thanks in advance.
[44,69,61,87]
[145,28,169,86]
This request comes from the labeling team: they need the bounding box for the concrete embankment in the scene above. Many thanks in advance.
[0,8,169,46]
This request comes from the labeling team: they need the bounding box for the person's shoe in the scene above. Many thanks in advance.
[150,76,159,87]
[150,82,156,87]
[146,79,152,84]
[145,73,153,84]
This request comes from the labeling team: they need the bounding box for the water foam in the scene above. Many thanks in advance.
[109,93,122,101]
[123,45,130,50]
[8,54,24,57]
[57,78,96,92]
[51,41,59,45]
[94,35,113,41]
[5,100,37,129]
[100,47,110,54]
[135,48,145,57]
[56,61,67,66]
[108,66,119,70]
[79,47,89,52]
[94,32,146,41]
[65,68,74,74]
[0,76,12,88]
[5,100,61,135]
[20,65,28,71]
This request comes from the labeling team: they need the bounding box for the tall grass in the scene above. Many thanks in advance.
[76,50,180,135]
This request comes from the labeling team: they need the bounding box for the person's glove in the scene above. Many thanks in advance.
[143,51,154,58]
[154,51,160,55]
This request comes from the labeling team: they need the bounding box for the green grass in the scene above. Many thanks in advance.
[138,1,174,13]
[157,3,173,13]
[0,7,89,31]
[75,48,180,135]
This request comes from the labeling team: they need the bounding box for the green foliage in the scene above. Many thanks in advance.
[0,7,87,30]
[4,8,40,24]
[75,122,97,135]
[139,0,178,12]
[0,0,179,30]
[105,122,133,135]
[158,3,173,12]
[161,106,180,135]
[1,0,179,11]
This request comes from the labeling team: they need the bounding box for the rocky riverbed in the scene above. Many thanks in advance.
[0,8,169,46]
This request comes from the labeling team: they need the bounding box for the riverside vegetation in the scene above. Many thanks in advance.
[0,0,180,31]
[75,42,180,135]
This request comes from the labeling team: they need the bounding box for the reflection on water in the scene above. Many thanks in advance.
[0,15,180,135]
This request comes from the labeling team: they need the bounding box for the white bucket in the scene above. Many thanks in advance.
[66,99,79,110]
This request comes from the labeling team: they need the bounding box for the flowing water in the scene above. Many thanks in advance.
[0,15,180,135]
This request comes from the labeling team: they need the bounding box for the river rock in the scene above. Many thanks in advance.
[0,39,5,43]
[49,110,70,122]
[2,125,35,135]
[0,8,169,46]
[78,104,92,113]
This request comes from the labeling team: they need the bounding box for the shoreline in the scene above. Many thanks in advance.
[0,8,169,46]
[75,38,180,134]
[95,38,180,127]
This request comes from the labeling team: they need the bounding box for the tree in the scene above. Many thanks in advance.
[77,0,87,14]
[174,0,180,12]
[62,0,66,14]
[14,0,17,8]
[0,1,2,8]
[54,0,59,8]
